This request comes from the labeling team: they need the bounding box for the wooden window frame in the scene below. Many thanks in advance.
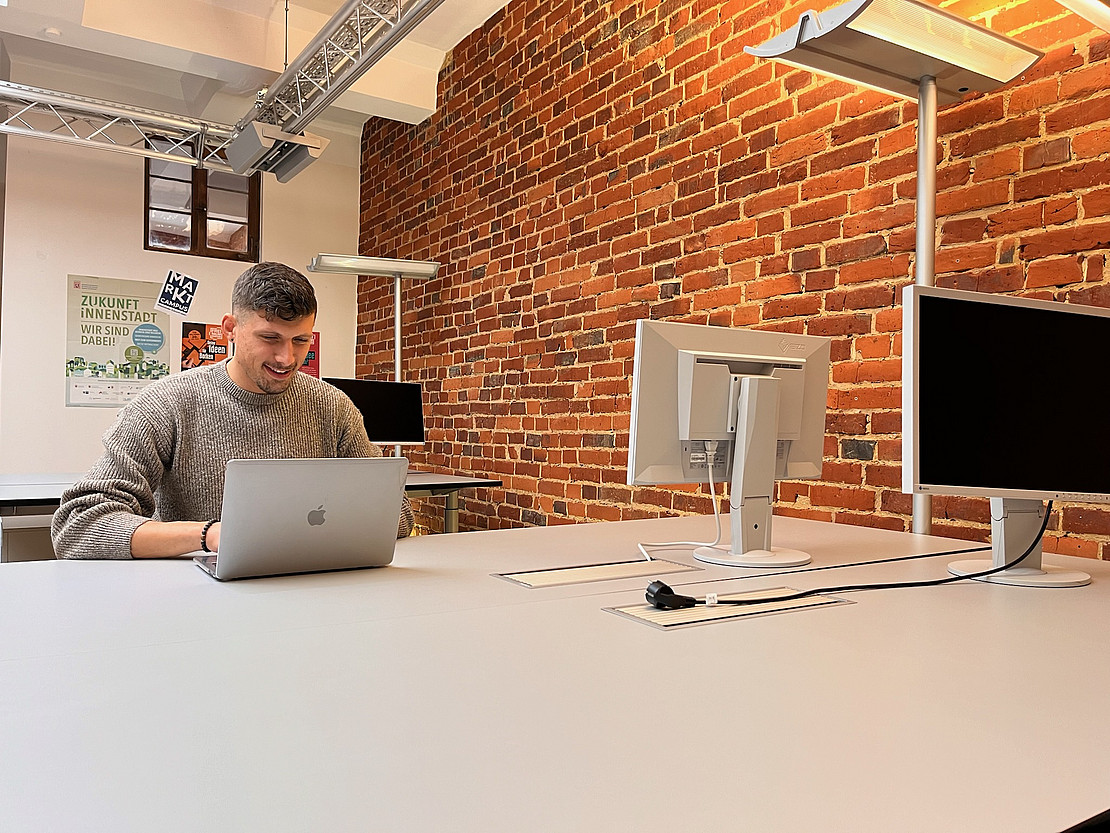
[144,151,262,263]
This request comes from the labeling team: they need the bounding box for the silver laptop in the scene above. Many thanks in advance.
[194,457,408,581]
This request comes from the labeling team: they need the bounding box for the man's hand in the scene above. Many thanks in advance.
[130,520,221,558]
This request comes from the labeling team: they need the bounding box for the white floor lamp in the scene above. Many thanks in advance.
[307,253,440,455]
[745,0,1042,534]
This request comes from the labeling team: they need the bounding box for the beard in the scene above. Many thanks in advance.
[245,362,298,395]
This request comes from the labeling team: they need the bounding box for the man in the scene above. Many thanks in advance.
[52,262,415,560]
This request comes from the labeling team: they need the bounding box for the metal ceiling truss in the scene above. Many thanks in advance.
[0,80,234,170]
[242,0,446,135]
[0,0,447,179]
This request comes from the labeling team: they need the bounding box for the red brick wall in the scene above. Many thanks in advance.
[357,0,1110,558]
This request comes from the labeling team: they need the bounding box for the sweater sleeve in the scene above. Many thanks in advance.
[51,404,172,560]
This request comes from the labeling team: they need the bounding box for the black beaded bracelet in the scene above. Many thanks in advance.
[200,519,217,553]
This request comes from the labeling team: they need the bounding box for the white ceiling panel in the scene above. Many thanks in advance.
[0,0,510,155]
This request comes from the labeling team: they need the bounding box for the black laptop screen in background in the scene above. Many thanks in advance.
[324,378,425,445]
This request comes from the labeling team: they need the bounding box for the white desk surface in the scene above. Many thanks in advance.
[0,473,84,506]
[403,470,501,490]
[2,515,1108,832]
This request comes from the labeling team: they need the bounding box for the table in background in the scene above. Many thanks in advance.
[0,470,502,561]
[1,515,1108,832]
[0,472,82,562]
[404,470,501,533]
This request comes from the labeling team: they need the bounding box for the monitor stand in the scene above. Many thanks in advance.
[948,498,1090,587]
[693,375,811,569]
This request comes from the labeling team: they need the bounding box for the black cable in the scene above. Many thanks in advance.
[688,501,1053,608]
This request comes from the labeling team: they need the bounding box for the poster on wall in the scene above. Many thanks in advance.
[181,322,228,369]
[156,270,198,317]
[300,332,321,378]
[66,276,171,407]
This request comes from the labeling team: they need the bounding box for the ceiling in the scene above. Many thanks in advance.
[0,0,511,165]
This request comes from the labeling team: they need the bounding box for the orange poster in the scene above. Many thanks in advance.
[181,322,229,369]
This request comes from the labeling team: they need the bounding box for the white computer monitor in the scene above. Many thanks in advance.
[902,284,1110,587]
[627,319,831,567]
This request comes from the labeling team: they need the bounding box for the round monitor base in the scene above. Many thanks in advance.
[693,546,811,568]
[948,559,1091,588]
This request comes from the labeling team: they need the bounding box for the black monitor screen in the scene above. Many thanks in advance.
[324,378,425,445]
[916,292,1110,496]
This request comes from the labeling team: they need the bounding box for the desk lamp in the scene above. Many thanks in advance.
[745,0,1042,534]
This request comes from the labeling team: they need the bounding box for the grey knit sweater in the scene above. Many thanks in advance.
[51,362,414,559]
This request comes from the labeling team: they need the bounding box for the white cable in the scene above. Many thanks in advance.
[637,441,724,560]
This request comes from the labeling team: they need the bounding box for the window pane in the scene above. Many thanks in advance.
[148,157,192,182]
[206,187,248,224]
[207,219,247,253]
[149,176,192,212]
[149,210,191,251]
[207,171,249,193]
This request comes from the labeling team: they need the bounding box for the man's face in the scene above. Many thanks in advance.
[223,309,315,395]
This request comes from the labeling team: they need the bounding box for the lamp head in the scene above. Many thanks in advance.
[307,254,440,280]
[745,0,1042,104]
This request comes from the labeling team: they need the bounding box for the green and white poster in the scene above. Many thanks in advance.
[66,276,171,407]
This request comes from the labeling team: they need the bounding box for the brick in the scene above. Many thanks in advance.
[808,485,877,512]
[1007,77,1060,115]
[1046,94,1110,134]
[856,334,893,359]
[744,184,800,217]
[1081,187,1110,218]
[1027,256,1083,288]
[935,241,999,273]
[826,235,887,265]
[1060,506,1110,536]
[949,115,1040,158]
[972,147,1022,182]
[769,132,827,168]
[831,108,901,145]
[1023,138,1072,171]
[941,217,988,245]
[843,203,915,237]
[1021,222,1110,258]
[801,167,867,200]
[936,180,1011,216]
[761,294,821,319]
[988,203,1043,236]
[841,285,896,311]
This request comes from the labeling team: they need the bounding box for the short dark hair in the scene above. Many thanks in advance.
[231,262,318,321]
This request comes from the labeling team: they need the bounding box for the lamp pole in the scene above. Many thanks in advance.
[393,272,403,457]
[393,272,403,384]
[912,75,937,535]
[740,0,1042,539]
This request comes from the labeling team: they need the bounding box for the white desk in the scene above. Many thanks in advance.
[1,515,1108,832]
[0,473,83,562]
[404,470,502,533]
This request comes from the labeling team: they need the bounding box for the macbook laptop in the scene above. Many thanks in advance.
[194,456,408,581]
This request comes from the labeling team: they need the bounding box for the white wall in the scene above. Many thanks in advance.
[0,134,362,475]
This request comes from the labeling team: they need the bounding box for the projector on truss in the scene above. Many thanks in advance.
[226,122,330,183]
